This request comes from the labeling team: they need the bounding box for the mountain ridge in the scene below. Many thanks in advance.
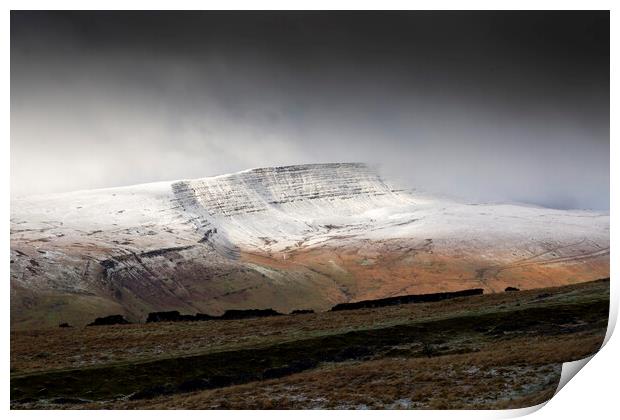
[10,163,609,329]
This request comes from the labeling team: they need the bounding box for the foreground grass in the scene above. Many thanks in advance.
[10,279,609,409]
[11,279,607,375]
[92,332,604,409]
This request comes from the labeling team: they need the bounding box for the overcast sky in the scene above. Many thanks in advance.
[11,11,609,209]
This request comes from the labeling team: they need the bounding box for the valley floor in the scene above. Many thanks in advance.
[10,279,609,409]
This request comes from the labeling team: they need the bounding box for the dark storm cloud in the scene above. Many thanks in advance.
[11,11,609,209]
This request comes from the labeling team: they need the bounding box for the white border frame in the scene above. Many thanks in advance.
[3,3,616,419]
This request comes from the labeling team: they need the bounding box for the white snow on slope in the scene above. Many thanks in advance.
[11,162,609,258]
[9,161,609,296]
[9,163,610,326]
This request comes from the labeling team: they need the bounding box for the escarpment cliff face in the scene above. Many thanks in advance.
[10,163,609,328]
[171,163,415,255]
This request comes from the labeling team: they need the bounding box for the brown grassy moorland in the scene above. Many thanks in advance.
[10,278,609,409]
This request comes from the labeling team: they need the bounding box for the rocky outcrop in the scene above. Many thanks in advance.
[330,289,484,311]
[145,309,281,323]
[146,311,214,323]
[87,315,130,326]
[219,309,282,320]
[291,309,315,315]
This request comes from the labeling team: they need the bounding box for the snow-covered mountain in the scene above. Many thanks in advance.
[10,163,609,328]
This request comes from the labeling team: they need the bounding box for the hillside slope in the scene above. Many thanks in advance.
[10,163,609,328]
